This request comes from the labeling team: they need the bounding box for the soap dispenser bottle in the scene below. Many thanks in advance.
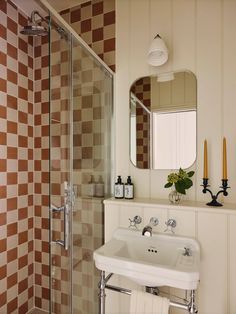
[87,175,95,197]
[125,176,134,199]
[95,175,104,197]
[114,176,124,199]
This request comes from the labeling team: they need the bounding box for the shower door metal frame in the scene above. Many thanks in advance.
[49,16,74,313]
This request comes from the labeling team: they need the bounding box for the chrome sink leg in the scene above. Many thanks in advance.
[188,290,198,313]
[98,271,106,314]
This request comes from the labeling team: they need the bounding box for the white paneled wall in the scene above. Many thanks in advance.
[104,199,236,314]
[115,0,236,203]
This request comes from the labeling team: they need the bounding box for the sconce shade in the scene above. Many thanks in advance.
[147,34,169,66]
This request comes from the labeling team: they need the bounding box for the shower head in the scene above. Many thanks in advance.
[20,24,48,36]
[20,10,48,36]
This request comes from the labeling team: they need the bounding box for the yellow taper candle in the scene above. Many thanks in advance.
[203,140,208,179]
[223,137,227,180]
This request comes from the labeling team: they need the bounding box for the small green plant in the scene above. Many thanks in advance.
[164,168,195,195]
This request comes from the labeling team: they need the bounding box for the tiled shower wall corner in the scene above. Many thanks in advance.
[34,35,50,311]
[60,0,115,72]
[1,0,115,312]
[0,1,34,312]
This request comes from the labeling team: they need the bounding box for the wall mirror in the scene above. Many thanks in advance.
[130,70,197,169]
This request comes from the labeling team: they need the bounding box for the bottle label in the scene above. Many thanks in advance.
[125,185,133,199]
[115,184,124,198]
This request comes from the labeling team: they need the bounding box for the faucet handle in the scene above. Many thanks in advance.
[149,217,159,226]
[129,215,142,229]
[164,219,177,234]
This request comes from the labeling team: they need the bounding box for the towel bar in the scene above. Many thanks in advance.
[98,271,198,314]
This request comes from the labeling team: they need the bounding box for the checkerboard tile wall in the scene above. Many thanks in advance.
[49,28,72,314]
[131,77,151,169]
[1,1,114,313]
[0,1,34,312]
[34,35,50,311]
[60,0,115,72]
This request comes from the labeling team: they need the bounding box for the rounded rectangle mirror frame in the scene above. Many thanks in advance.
[129,70,197,170]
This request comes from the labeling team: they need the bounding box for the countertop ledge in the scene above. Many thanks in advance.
[104,197,236,215]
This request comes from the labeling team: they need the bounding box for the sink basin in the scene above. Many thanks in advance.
[94,228,200,290]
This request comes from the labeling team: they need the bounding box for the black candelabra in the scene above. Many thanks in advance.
[201,178,230,206]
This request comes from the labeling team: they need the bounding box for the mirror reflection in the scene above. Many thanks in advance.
[130,71,197,170]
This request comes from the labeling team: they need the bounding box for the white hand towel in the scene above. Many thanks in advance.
[130,290,169,314]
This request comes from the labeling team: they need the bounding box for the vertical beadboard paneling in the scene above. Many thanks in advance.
[129,0,150,80]
[197,212,227,314]
[104,203,120,314]
[196,0,223,202]
[171,0,198,204]
[168,209,196,237]
[119,205,143,229]
[129,0,151,198]
[149,0,172,75]
[168,208,196,314]
[149,0,173,198]
[104,204,120,241]
[143,207,168,233]
[130,165,150,198]
[172,0,196,71]
[229,214,236,313]
[222,0,236,203]
[115,0,131,179]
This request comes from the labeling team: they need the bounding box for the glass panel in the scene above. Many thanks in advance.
[48,9,113,314]
[49,24,72,314]
[72,38,112,314]
[129,71,197,169]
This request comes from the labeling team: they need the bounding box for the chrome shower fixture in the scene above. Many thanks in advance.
[20,10,48,36]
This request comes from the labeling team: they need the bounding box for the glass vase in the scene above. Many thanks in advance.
[168,189,182,204]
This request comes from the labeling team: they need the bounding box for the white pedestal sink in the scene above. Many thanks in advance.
[94,227,200,290]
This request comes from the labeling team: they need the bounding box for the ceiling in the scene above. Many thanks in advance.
[11,0,90,17]
[10,0,46,17]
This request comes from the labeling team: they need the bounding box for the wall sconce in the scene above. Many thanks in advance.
[147,34,169,66]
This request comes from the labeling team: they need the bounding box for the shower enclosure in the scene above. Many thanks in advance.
[39,2,113,313]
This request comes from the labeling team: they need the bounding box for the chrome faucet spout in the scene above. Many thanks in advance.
[142,217,159,237]
[142,225,153,237]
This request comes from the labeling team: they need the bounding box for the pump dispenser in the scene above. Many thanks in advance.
[125,176,134,199]
[114,176,124,199]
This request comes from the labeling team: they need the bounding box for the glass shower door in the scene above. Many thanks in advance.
[49,25,72,314]
[71,38,113,314]
[48,9,113,314]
